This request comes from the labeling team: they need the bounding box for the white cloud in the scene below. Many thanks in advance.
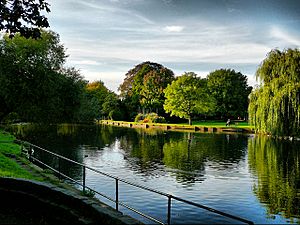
[270,26,300,47]
[69,60,102,66]
[48,1,299,93]
[164,25,184,32]
[80,69,125,93]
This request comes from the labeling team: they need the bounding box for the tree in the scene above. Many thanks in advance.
[140,67,174,113]
[102,91,125,121]
[0,30,84,122]
[0,0,50,39]
[118,61,174,118]
[164,72,216,125]
[248,48,300,137]
[207,69,252,119]
[76,81,110,122]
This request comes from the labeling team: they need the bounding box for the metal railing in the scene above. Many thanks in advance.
[18,140,254,225]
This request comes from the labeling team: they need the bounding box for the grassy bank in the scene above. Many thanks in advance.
[187,120,251,128]
[99,120,253,132]
[0,130,44,180]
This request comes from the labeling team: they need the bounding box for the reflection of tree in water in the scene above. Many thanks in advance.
[8,124,126,179]
[118,128,168,177]
[119,129,248,184]
[248,136,300,223]
[162,132,247,184]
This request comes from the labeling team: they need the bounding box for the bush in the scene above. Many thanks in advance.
[142,118,149,123]
[2,112,21,124]
[152,115,166,123]
[134,113,144,122]
[134,112,166,123]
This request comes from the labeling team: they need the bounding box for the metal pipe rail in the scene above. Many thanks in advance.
[18,140,254,225]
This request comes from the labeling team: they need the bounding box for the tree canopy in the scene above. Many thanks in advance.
[0,30,84,123]
[248,48,300,136]
[0,0,50,39]
[164,72,216,125]
[118,61,174,118]
[207,69,252,119]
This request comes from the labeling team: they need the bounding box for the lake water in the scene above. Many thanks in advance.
[10,124,300,224]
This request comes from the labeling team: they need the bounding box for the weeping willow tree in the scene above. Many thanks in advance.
[249,48,300,137]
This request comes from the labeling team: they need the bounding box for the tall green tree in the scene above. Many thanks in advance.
[248,49,300,136]
[118,61,174,119]
[0,30,84,123]
[76,81,110,122]
[207,69,252,119]
[0,0,50,39]
[164,72,216,125]
[102,91,125,121]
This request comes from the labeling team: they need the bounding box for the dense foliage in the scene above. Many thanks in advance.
[249,49,300,136]
[207,69,252,119]
[0,30,257,125]
[134,112,166,123]
[0,31,84,123]
[118,61,174,119]
[0,0,50,38]
[164,72,216,125]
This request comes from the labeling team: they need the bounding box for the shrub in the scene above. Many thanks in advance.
[142,118,150,123]
[135,112,166,123]
[2,112,21,124]
[152,115,166,123]
[134,113,144,122]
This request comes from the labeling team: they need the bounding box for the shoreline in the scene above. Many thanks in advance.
[98,120,254,134]
[0,130,141,224]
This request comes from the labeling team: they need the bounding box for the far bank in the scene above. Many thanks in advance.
[98,120,254,134]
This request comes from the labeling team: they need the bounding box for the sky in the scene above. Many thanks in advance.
[47,0,300,93]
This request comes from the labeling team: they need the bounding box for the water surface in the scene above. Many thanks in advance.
[10,124,300,224]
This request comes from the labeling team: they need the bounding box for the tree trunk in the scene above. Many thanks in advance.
[188,117,192,125]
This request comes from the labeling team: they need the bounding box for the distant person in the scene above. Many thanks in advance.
[226,119,231,127]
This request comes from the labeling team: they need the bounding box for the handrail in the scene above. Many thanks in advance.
[18,140,254,225]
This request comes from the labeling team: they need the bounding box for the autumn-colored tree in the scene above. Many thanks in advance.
[118,61,174,119]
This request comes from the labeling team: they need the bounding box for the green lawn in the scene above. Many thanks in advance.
[183,120,252,128]
[100,119,253,130]
[0,130,43,180]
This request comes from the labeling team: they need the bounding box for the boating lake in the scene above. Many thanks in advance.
[10,124,300,224]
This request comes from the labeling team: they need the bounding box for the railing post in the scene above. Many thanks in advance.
[58,158,61,180]
[167,195,172,225]
[20,142,23,154]
[83,166,86,192]
[28,144,32,162]
[116,178,119,211]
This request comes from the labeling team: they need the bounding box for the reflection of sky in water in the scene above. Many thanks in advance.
[12,124,300,224]
[80,133,296,224]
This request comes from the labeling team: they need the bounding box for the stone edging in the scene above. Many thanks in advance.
[0,177,142,224]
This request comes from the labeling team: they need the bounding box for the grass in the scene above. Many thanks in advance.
[185,120,252,128]
[0,130,44,180]
[100,119,253,130]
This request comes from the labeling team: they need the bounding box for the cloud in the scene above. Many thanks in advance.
[270,26,300,47]
[69,60,102,66]
[49,1,299,93]
[164,25,184,32]
[80,69,126,93]
[76,0,155,25]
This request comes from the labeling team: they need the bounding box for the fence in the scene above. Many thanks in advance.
[19,140,254,225]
